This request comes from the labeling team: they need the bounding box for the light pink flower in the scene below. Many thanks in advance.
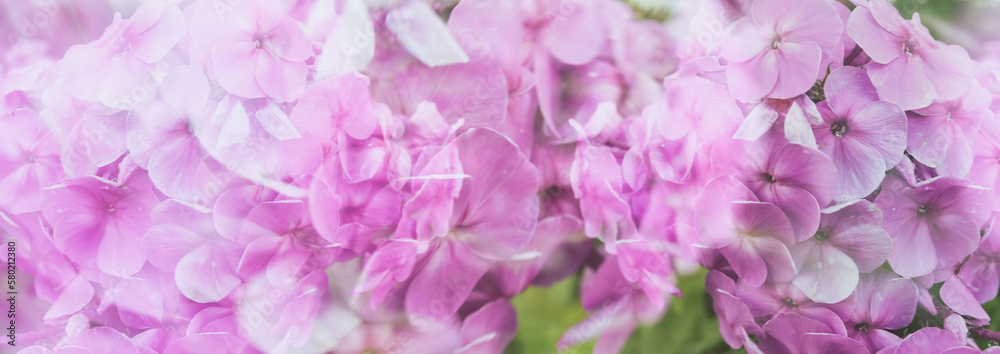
[847,0,975,110]
[721,0,843,101]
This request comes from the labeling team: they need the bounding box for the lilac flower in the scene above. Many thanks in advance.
[721,0,843,101]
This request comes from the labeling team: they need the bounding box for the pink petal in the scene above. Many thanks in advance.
[164,333,245,354]
[727,50,779,102]
[867,58,934,111]
[848,100,908,167]
[67,327,139,354]
[254,51,307,102]
[824,66,879,118]
[386,0,469,67]
[177,244,241,303]
[405,239,493,322]
[459,299,517,353]
[43,275,94,321]
[940,275,989,321]
[829,139,886,202]
[263,19,312,62]
[921,46,974,102]
[791,242,859,303]
[721,18,769,63]
[733,201,797,245]
[542,0,604,66]
[451,129,539,261]
[830,224,892,273]
[112,277,163,328]
[141,223,204,271]
[129,6,186,63]
[870,278,918,329]
[770,42,822,99]
[846,7,902,64]
[99,217,149,277]
[212,42,265,99]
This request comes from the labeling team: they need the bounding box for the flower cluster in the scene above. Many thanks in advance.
[2,0,1000,352]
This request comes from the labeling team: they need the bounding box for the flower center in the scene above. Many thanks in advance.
[107,204,117,214]
[252,34,264,49]
[782,297,798,308]
[916,205,929,216]
[771,40,781,50]
[763,173,777,183]
[902,38,918,56]
[813,231,830,243]
[854,322,870,332]
[830,121,849,139]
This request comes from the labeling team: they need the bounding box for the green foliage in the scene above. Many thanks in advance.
[507,268,738,353]
[507,275,594,353]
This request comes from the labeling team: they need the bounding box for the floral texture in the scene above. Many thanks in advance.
[3,0,1000,353]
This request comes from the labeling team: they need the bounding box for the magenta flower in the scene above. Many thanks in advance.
[790,200,892,303]
[694,175,798,287]
[906,85,992,178]
[879,327,977,354]
[41,171,159,277]
[714,138,836,240]
[191,0,312,101]
[875,177,993,277]
[847,0,975,110]
[812,66,907,202]
[0,109,62,214]
[721,0,843,101]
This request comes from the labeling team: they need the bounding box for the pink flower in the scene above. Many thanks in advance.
[875,177,993,277]
[847,0,975,110]
[141,199,241,303]
[846,270,918,352]
[713,138,836,240]
[721,0,843,101]
[0,109,62,214]
[790,200,892,303]
[812,66,907,202]
[126,66,235,206]
[58,0,186,108]
[906,85,992,178]
[41,171,159,277]
[192,0,311,101]
[694,175,798,287]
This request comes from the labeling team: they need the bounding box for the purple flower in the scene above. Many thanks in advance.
[906,85,992,178]
[846,270,918,352]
